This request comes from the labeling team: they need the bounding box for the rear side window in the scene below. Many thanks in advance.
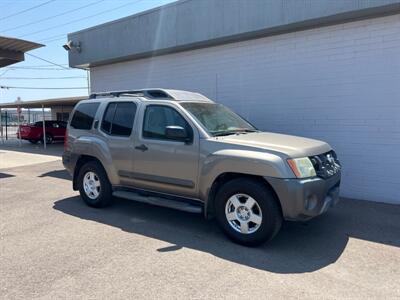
[58,121,67,128]
[70,103,100,130]
[101,102,137,136]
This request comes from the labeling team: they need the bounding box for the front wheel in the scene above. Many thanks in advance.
[77,161,113,208]
[215,178,282,246]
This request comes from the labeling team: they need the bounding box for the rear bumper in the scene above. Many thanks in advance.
[17,132,41,140]
[265,172,341,221]
[62,152,75,176]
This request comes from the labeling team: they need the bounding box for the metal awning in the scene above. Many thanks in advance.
[0,96,86,149]
[0,36,44,67]
[0,96,87,109]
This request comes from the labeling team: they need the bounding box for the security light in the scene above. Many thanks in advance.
[62,40,81,52]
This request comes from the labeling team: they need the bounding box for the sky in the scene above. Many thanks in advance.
[0,0,176,103]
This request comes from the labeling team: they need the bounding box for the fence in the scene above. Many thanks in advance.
[0,110,51,141]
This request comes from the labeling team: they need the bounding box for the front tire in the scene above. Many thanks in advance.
[215,178,282,246]
[77,161,113,208]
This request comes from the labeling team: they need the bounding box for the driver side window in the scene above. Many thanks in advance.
[143,105,192,141]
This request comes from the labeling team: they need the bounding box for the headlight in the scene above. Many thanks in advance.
[287,157,316,178]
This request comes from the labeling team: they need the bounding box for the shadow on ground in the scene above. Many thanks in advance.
[39,169,71,180]
[53,196,400,274]
[0,172,15,179]
[0,141,63,157]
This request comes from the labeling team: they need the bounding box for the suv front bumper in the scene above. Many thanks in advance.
[265,172,341,221]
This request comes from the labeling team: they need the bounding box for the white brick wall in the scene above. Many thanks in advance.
[91,14,400,204]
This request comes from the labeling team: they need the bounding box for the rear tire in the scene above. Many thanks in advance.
[41,133,53,144]
[215,178,282,246]
[77,161,113,208]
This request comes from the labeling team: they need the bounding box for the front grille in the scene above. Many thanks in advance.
[309,150,341,179]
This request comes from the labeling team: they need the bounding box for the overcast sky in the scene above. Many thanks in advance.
[0,0,176,103]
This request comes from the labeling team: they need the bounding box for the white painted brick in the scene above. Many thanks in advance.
[91,14,400,204]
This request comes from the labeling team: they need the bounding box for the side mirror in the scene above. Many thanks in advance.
[165,126,191,143]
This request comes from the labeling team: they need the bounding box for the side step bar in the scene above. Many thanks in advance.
[112,190,203,214]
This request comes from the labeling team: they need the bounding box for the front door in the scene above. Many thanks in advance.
[132,103,199,198]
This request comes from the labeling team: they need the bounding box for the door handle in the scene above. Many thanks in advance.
[134,144,148,152]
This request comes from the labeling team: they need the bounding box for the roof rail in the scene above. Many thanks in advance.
[89,89,173,99]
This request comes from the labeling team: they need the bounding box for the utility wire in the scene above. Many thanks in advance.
[0,0,57,21]
[2,0,105,33]
[26,53,71,70]
[6,66,73,70]
[40,34,68,43]
[0,86,88,90]
[0,69,10,77]
[6,64,68,68]
[1,76,86,80]
[19,0,143,38]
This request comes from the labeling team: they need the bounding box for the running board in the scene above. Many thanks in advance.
[112,190,203,214]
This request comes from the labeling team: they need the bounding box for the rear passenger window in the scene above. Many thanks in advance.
[70,103,100,130]
[101,102,137,136]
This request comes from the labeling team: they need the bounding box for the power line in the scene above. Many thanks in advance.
[6,66,73,70]
[7,64,68,68]
[40,34,67,43]
[1,76,86,80]
[26,53,71,70]
[0,0,57,22]
[0,69,10,77]
[2,0,105,33]
[0,86,88,90]
[19,0,143,38]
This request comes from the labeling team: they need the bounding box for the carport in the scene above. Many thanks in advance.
[0,36,43,67]
[0,96,86,148]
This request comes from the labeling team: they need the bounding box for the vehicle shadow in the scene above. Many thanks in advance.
[0,172,15,179]
[53,196,400,274]
[0,141,63,157]
[39,169,71,180]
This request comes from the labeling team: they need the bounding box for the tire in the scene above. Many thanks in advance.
[77,161,113,208]
[29,139,39,144]
[215,178,282,246]
[41,133,53,144]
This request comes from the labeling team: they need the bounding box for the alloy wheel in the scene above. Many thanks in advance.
[225,193,263,234]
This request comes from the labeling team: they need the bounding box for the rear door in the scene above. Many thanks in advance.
[50,121,66,140]
[98,101,138,186]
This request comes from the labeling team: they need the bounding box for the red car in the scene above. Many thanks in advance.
[18,121,67,144]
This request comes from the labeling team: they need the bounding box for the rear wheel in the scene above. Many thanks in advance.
[77,161,113,208]
[215,178,282,246]
[41,133,53,144]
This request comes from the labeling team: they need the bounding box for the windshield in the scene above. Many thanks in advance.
[181,102,257,136]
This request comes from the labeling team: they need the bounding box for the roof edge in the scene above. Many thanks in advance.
[72,3,400,69]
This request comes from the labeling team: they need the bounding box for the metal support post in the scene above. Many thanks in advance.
[42,105,46,149]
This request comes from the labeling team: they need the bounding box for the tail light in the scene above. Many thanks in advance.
[19,125,30,137]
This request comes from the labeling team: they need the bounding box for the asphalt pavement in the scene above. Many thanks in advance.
[1,153,399,299]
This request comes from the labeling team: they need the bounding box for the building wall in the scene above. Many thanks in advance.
[90,14,400,204]
[50,106,75,121]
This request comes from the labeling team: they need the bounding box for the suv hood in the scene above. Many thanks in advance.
[214,132,331,158]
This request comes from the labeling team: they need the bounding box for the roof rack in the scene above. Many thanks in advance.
[89,89,173,99]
